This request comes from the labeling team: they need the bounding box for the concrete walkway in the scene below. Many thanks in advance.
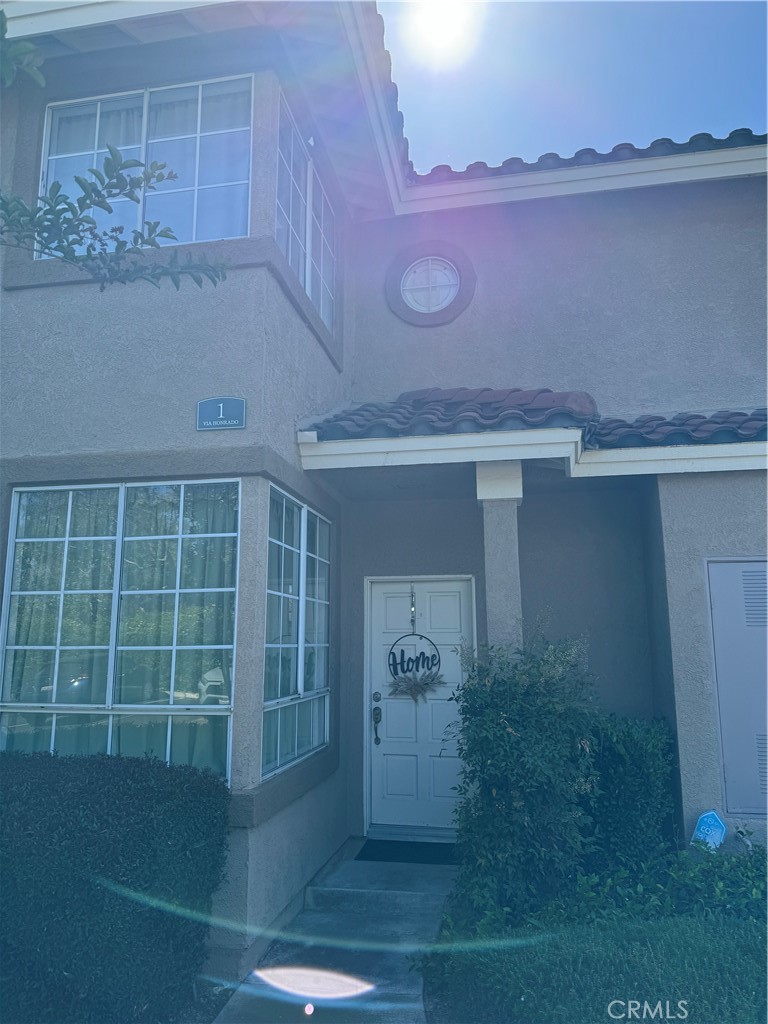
[213,856,455,1024]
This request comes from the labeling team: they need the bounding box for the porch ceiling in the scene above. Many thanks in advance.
[311,461,478,501]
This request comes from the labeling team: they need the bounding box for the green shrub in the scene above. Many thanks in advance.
[424,914,767,1024]
[449,639,597,931]
[0,751,229,1024]
[538,844,767,926]
[585,714,676,873]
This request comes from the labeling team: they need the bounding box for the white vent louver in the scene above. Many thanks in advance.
[742,569,768,627]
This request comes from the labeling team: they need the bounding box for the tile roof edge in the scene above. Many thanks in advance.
[360,9,765,189]
[405,129,767,185]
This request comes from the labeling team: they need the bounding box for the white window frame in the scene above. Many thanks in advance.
[38,74,254,255]
[262,485,330,778]
[275,95,336,332]
[0,479,241,782]
[400,256,461,313]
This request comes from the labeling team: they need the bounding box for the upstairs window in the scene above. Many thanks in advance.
[276,98,336,332]
[41,76,252,247]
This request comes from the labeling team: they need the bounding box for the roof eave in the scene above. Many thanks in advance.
[394,145,767,213]
[342,5,767,215]
[298,429,767,478]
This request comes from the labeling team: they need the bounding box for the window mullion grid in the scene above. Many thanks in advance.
[297,507,308,702]
[167,483,185,765]
[139,89,151,232]
[292,507,309,763]
[104,484,125,712]
[90,102,101,200]
[304,163,314,299]
[50,491,73,710]
[226,480,242,782]
[104,482,126,758]
[40,107,53,196]
[289,122,296,268]
[192,84,203,243]
[0,493,21,701]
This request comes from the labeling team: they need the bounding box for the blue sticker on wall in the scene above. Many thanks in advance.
[691,809,727,850]
[197,397,246,431]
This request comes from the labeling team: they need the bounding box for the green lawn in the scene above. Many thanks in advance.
[423,914,767,1024]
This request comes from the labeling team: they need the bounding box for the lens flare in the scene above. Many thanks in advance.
[404,1,484,68]
[254,966,375,1001]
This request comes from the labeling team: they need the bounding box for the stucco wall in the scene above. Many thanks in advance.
[518,472,656,717]
[349,176,766,420]
[210,769,348,974]
[1,266,342,469]
[657,470,767,839]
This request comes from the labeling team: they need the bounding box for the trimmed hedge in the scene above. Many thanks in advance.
[446,640,680,934]
[0,751,229,1024]
[450,640,597,930]
[586,714,676,872]
[424,914,768,1024]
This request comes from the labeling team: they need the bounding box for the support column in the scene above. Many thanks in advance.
[477,462,524,648]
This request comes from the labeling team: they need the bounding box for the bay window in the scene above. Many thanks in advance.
[275,98,336,332]
[263,488,330,776]
[41,76,252,247]
[0,481,239,778]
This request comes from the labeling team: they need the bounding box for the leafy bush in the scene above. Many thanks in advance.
[424,914,767,1024]
[538,843,767,926]
[449,639,597,930]
[432,637,765,1023]
[585,714,676,873]
[0,751,229,1024]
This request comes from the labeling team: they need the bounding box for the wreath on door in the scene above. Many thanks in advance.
[387,633,444,703]
[388,669,444,703]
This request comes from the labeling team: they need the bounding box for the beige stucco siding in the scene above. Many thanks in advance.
[210,769,348,975]
[1,266,343,468]
[349,176,766,420]
[657,470,767,839]
[518,473,656,717]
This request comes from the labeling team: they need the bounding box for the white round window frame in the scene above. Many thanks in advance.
[399,256,461,314]
[385,242,477,327]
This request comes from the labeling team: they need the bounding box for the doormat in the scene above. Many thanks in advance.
[355,840,456,865]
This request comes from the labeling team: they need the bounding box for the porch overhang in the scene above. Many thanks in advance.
[298,430,767,478]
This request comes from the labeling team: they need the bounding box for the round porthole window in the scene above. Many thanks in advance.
[385,242,476,326]
[400,257,460,313]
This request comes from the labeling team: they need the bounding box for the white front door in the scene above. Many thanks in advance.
[366,577,474,841]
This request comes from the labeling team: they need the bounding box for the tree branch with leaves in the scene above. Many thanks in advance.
[0,9,227,290]
[1,147,227,290]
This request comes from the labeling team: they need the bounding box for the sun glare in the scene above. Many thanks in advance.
[254,966,376,1001]
[404,1,483,68]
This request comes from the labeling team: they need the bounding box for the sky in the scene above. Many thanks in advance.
[379,1,767,173]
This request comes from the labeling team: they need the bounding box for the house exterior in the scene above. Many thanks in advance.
[1,0,765,977]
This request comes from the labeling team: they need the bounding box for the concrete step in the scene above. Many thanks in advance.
[275,905,441,949]
[214,852,454,1024]
[314,858,457,894]
[305,884,447,917]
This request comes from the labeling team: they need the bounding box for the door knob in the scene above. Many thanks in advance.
[372,705,382,745]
